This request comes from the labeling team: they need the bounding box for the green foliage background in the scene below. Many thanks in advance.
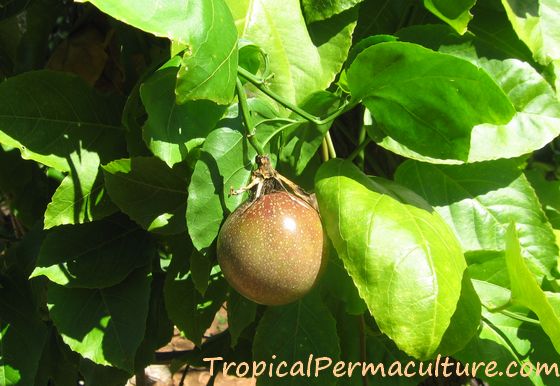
[1,0,560,385]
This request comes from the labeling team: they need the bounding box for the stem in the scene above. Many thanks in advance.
[357,119,367,169]
[348,138,372,162]
[321,138,329,162]
[178,365,190,386]
[325,132,337,159]
[359,315,369,386]
[236,77,266,155]
[499,309,540,325]
[135,369,147,386]
[238,67,357,125]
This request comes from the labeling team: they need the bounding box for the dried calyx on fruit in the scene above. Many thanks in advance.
[217,155,326,306]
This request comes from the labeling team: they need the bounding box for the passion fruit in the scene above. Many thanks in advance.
[217,190,326,305]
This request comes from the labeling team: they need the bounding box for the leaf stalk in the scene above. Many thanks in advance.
[236,77,266,155]
[238,67,357,125]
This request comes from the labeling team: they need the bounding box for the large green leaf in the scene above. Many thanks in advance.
[301,0,363,23]
[393,29,560,164]
[140,65,225,167]
[315,159,466,360]
[0,273,48,386]
[227,0,356,104]
[253,291,340,386]
[500,0,560,65]
[423,0,476,34]
[164,255,227,346]
[31,216,154,288]
[505,225,560,354]
[102,157,188,235]
[0,70,125,171]
[48,268,151,371]
[348,42,518,164]
[186,127,256,251]
[395,160,559,281]
[81,0,238,104]
[44,152,116,229]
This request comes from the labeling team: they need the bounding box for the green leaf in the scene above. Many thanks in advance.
[395,20,533,64]
[301,0,364,23]
[44,153,117,229]
[466,251,512,310]
[227,289,257,347]
[4,223,46,277]
[48,268,151,371]
[81,0,238,104]
[0,70,126,172]
[455,309,551,386]
[321,246,367,315]
[467,59,560,163]
[186,128,256,251]
[134,273,174,369]
[140,65,226,167]
[315,159,466,360]
[281,91,341,175]
[31,216,154,288]
[164,255,227,346]
[175,0,238,104]
[393,30,560,164]
[348,42,517,164]
[505,224,560,354]
[102,157,188,235]
[501,0,560,65]
[365,333,423,386]
[469,5,536,62]
[227,0,356,104]
[395,159,559,281]
[423,0,476,34]
[35,327,80,386]
[526,168,560,228]
[436,272,481,356]
[0,273,48,386]
[353,0,414,40]
[190,250,212,295]
[253,291,340,386]
[79,359,131,386]
[0,148,50,228]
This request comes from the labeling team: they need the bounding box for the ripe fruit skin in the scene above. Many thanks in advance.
[217,191,326,305]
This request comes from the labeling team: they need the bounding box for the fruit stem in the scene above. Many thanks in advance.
[325,131,337,159]
[236,77,266,155]
[238,67,358,125]
[348,137,372,162]
[321,138,329,162]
